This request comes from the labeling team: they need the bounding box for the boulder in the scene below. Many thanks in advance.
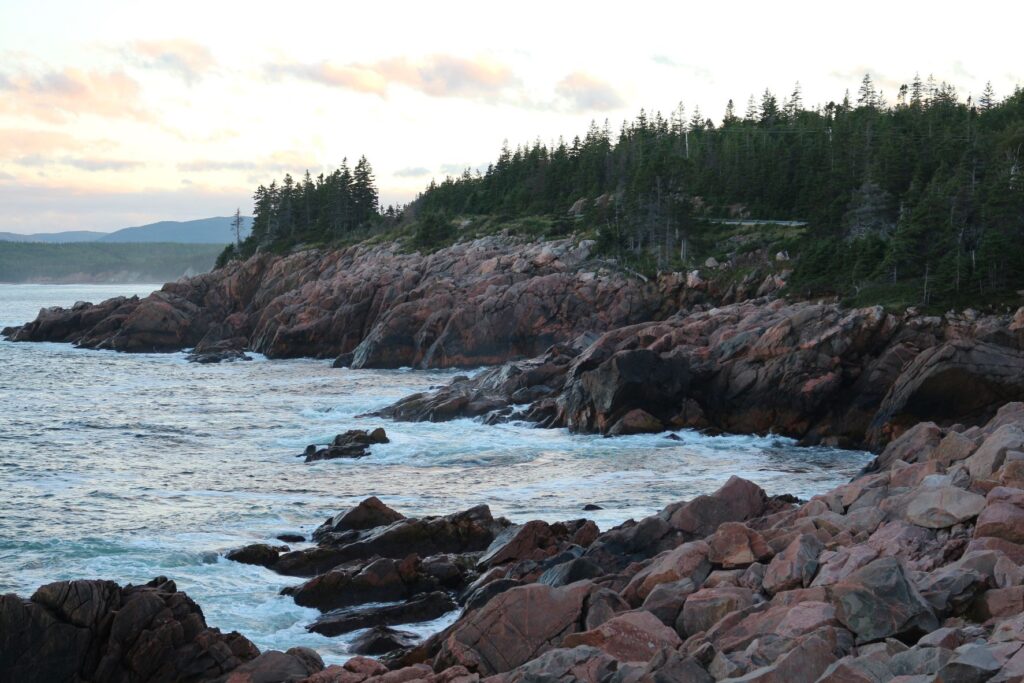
[621,541,711,606]
[904,486,986,529]
[975,488,1024,545]
[562,610,682,663]
[680,585,756,637]
[435,580,597,676]
[831,557,938,642]
[304,428,390,462]
[707,522,773,568]
[225,543,286,568]
[762,534,824,595]
[284,556,437,611]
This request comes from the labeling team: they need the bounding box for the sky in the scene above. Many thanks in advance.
[0,0,1020,233]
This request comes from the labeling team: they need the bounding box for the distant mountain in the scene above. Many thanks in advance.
[0,230,106,243]
[0,216,252,244]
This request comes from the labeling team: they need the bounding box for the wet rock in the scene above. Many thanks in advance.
[537,557,605,587]
[304,428,390,462]
[478,520,559,568]
[284,556,437,612]
[277,533,306,543]
[312,496,406,541]
[307,591,457,637]
[583,503,603,511]
[278,505,502,576]
[349,626,420,656]
[225,542,288,568]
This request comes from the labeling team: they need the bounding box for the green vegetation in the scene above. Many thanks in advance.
[228,74,1024,311]
[0,242,224,283]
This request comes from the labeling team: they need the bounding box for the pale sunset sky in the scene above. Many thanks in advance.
[0,0,1020,233]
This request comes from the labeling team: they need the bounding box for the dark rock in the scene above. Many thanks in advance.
[831,557,939,643]
[537,557,605,587]
[307,591,457,637]
[312,496,405,541]
[276,533,305,543]
[583,503,603,511]
[348,626,420,656]
[304,428,390,462]
[278,504,503,577]
[283,555,437,612]
[225,543,287,568]
[0,577,261,683]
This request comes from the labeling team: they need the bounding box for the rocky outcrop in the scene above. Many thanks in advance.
[379,301,1024,449]
[302,428,389,462]
[3,237,701,368]
[0,576,321,683]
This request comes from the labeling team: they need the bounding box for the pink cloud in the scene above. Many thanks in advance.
[0,68,149,123]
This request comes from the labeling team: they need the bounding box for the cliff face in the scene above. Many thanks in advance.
[378,300,1024,450]
[3,237,726,369]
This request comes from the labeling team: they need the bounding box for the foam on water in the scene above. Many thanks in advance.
[0,283,873,662]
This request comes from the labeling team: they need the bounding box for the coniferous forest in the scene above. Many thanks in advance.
[228,75,1024,311]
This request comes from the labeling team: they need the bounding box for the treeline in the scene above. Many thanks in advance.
[0,243,223,283]
[226,156,397,262]
[413,75,1024,308]
[230,74,1024,309]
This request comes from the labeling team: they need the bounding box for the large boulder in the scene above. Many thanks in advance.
[831,557,938,642]
[562,610,682,663]
[312,496,405,541]
[434,581,597,676]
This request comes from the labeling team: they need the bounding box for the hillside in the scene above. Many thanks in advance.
[0,216,252,244]
[0,242,224,283]
[228,75,1024,312]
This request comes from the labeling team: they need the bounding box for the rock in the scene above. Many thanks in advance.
[608,408,665,435]
[707,522,773,568]
[762,534,823,595]
[563,610,682,663]
[225,543,286,568]
[869,342,1024,449]
[434,581,599,675]
[876,422,944,470]
[621,540,711,606]
[583,503,603,511]
[904,486,986,529]
[722,633,838,682]
[831,557,938,642]
[934,642,1001,682]
[478,520,559,568]
[213,649,323,682]
[307,591,457,636]
[277,533,305,543]
[680,586,756,637]
[349,626,420,656]
[284,556,437,612]
[668,476,769,538]
[975,488,1024,545]
[967,425,1024,480]
[537,558,605,587]
[278,505,501,576]
[312,496,406,541]
[0,578,261,683]
[491,646,618,683]
[305,428,390,462]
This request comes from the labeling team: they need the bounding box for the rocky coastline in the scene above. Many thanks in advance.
[9,404,1024,681]
[8,237,1024,681]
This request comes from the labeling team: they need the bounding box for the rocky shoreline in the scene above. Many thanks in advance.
[8,403,1024,681]
[8,237,1024,681]
[6,237,1024,451]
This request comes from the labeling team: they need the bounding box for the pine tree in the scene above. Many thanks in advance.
[980,82,997,111]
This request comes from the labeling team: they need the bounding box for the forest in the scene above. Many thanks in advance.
[228,74,1024,310]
